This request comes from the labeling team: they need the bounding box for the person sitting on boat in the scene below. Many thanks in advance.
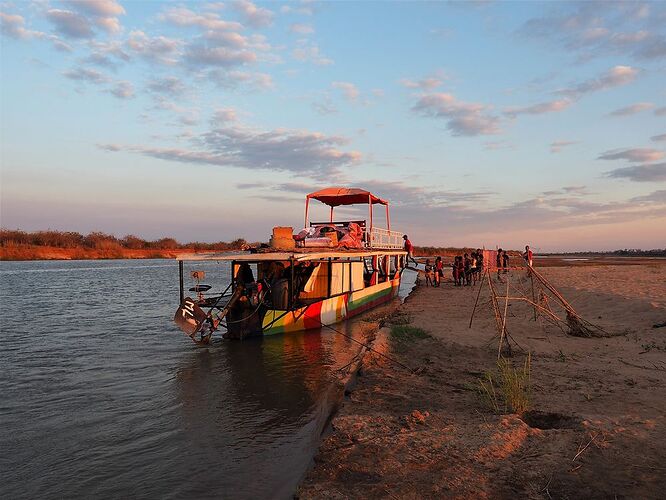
[403,235,418,267]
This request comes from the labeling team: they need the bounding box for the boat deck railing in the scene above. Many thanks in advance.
[368,226,404,249]
[309,219,404,250]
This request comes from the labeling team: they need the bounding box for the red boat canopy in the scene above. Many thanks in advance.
[306,187,388,207]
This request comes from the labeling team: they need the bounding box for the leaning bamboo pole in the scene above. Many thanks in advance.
[499,276,510,359]
[486,270,511,356]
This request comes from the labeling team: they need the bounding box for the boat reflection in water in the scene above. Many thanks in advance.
[173,316,376,498]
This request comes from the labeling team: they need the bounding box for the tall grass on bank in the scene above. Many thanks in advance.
[478,353,531,414]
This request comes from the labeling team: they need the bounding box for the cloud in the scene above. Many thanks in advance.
[518,3,666,62]
[64,0,125,34]
[292,40,333,65]
[332,81,359,101]
[232,0,274,28]
[631,190,666,203]
[208,69,274,91]
[555,65,639,99]
[655,107,666,117]
[126,30,182,65]
[504,98,572,118]
[146,76,185,97]
[159,7,243,32]
[651,134,666,143]
[562,185,588,194]
[1,11,45,40]
[211,108,237,124]
[608,102,654,116]
[107,80,134,99]
[312,96,338,115]
[280,1,315,16]
[159,7,274,70]
[63,66,110,84]
[400,76,445,90]
[64,0,125,18]
[412,92,500,136]
[483,141,513,151]
[184,43,257,67]
[550,140,578,153]
[100,123,361,178]
[289,23,314,35]
[598,148,665,163]
[45,9,94,39]
[605,163,666,182]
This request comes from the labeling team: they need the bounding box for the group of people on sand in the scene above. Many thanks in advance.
[422,250,485,287]
[496,245,534,277]
[452,250,485,287]
[406,235,535,287]
[423,256,446,287]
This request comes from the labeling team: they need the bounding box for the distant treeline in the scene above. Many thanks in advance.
[0,229,251,251]
[542,249,666,257]
[413,246,489,257]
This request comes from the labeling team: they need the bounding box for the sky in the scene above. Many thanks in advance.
[1,0,665,252]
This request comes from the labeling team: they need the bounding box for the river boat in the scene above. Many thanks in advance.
[173,188,408,343]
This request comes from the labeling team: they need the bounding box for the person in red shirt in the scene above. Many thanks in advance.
[434,256,443,287]
[403,235,418,267]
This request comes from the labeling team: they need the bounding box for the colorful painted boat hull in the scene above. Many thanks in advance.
[262,277,401,335]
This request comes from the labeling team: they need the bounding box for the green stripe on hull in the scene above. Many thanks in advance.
[347,284,395,313]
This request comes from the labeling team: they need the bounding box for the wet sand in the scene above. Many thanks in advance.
[298,263,666,498]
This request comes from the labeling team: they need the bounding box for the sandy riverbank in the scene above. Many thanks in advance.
[298,263,666,498]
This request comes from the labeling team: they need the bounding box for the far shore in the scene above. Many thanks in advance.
[1,244,665,265]
[0,246,204,261]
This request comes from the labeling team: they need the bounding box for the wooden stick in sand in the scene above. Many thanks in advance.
[530,273,537,321]
[486,271,511,357]
[469,268,487,328]
[498,275,510,359]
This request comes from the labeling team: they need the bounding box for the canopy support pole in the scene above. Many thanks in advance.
[368,194,373,246]
[330,206,334,223]
[304,198,310,228]
[179,260,184,303]
[386,203,390,230]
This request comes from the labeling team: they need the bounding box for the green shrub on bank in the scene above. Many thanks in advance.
[390,325,429,342]
[478,354,531,414]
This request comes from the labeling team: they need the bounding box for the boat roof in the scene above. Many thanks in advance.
[307,187,388,207]
[175,249,406,262]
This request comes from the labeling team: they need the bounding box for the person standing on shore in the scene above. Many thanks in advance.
[496,248,503,277]
[523,245,533,267]
[476,249,484,278]
[403,235,418,267]
[502,250,510,273]
[434,256,443,287]
[424,259,434,287]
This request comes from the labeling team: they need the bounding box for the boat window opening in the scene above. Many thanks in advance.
[363,257,373,288]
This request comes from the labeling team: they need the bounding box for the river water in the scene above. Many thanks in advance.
[0,259,414,499]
